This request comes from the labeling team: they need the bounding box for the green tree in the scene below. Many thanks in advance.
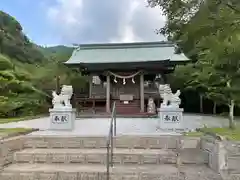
[148,0,240,128]
[199,32,240,129]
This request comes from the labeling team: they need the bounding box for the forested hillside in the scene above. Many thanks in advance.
[0,11,46,63]
[0,11,87,117]
[148,0,240,128]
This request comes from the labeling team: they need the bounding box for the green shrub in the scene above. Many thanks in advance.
[0,55,13,70]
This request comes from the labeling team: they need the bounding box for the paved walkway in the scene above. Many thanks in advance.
[0,114,229,136]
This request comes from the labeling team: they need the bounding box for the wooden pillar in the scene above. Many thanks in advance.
[140,74,144,112]
[89,75,92,98]
[162,73,167,84]
[106,75,111,113]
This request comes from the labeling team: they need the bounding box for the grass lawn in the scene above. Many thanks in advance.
[185,127,240,141]
[0,115,45,124]
[0,128,35,138]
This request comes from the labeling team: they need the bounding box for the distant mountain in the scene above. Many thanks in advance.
[39,45,74,62]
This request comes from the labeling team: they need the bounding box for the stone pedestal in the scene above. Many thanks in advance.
[157,107,184,131]
[49,108,76,131]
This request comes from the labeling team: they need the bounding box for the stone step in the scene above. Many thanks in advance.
[0,164,221,180]
[115,105,140,112]
[116,109,141,114]
[116,106,139,109]
[14,148,177,165]
[23,135,182,149]
[227,155,240,173]
[116,105,139,108]
[115,101,139,105]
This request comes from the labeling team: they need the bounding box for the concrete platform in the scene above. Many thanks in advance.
[0,114,229,136]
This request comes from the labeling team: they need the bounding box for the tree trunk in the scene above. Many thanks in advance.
[229,100,235,129]
[55,76,60,94]
[200,94,203,113]
[213,102,217,114]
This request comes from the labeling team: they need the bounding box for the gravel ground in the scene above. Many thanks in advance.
[0,114,230,136]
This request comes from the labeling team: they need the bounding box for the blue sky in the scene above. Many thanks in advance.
[0,0,166,46]
[1,0,60,45]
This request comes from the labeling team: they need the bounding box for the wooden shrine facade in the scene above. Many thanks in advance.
[65,41,189,115]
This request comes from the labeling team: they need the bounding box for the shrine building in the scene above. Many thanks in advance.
[65,41,189,116]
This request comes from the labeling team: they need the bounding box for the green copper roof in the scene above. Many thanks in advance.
[65,41,189,65]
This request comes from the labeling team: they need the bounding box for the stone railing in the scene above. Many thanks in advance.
[0,136,26,170]
[223,141,240,174]
[200,134,228,173]
[179,137,208,165]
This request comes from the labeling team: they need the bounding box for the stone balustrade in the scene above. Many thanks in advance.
[200,134,228,173]
[0,136,26,170]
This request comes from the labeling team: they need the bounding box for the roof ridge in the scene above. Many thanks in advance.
[65,41,189,66]
[76,41,174,50]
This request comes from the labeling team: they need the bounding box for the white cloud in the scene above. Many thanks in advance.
[46,0,166,44]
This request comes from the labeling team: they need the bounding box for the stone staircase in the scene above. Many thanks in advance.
[0,135,222,180]
[115,100,140,114]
